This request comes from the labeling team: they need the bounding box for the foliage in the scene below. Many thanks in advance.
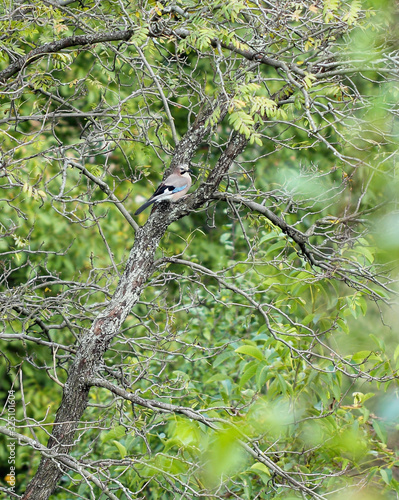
[0,0,399,499]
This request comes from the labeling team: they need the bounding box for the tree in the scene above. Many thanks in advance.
[0,0,399,498]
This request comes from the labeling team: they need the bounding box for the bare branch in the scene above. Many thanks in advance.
[0,31,133,83]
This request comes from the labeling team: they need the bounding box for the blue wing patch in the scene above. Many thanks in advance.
[172,185,188,193]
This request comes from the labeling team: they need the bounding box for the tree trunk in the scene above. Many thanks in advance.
[21,98,245,500]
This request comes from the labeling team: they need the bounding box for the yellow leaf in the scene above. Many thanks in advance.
[5,474,15,486]
[292,10,301,21]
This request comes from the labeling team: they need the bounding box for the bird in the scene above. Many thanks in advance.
[134,164,192,215]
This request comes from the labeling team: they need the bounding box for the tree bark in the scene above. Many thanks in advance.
[21,96,244,500]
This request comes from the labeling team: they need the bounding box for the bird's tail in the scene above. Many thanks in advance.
[134,198,155,215]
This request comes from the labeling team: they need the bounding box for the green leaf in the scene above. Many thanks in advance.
[205,373,230,384]
[353,392,375,405]
[235,345,265,361]
[239,362,258,388]
[250,462,271,484]
[355,245,375,264]
[302,313,315,325]
[213,350,235,368]
[112,440,127,458]
[373,420,387,444]
[101,425,126,443]
[352,351,381,363]
[343,0,362,25]
[369,334,386,351]
[256,364,269,391]
[277,373,291,394]
[380,468,392,485]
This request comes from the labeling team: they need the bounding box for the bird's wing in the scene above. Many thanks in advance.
[152,176,189,198]
[135,171,191,215]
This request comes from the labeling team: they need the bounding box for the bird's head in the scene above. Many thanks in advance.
[178,164,193,175]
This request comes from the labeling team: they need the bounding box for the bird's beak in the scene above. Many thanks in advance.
[188,168,193,173]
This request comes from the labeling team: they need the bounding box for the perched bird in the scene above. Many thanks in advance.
[134,164,192,215]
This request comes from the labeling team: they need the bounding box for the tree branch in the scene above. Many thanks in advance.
[89,377,326,499]
[136,45,178,146]
[0,31,133,83]
[211,192,394,301]
[21,94,237,500]
[0,427,120,500]
[1,20,396,87]
[169,27,398,81]
[67,160,139,232]
[212,192,316,264]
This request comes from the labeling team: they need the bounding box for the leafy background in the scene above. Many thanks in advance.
[0,0,399,498]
